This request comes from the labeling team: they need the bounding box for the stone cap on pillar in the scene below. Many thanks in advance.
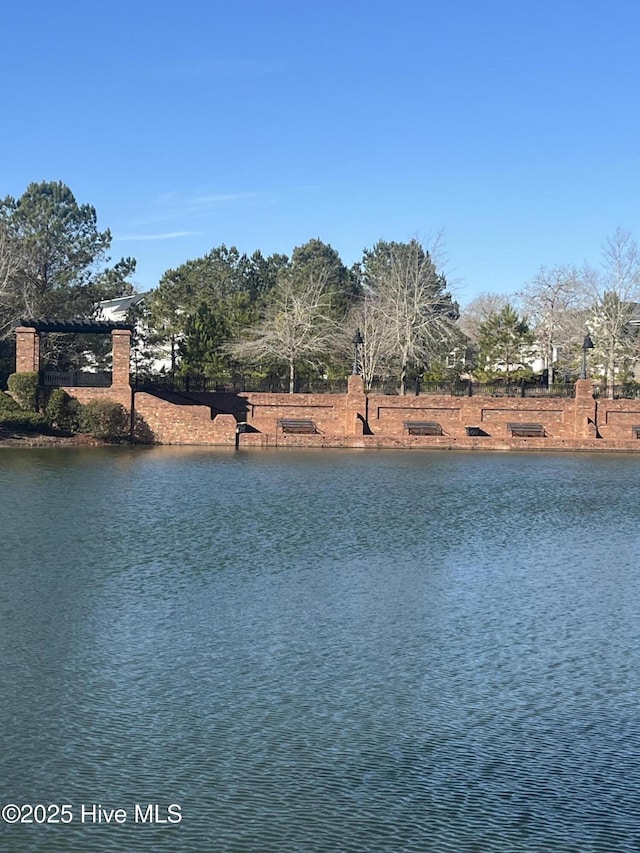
[574,378,597,399]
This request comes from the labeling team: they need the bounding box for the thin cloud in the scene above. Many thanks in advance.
[123,189,268,228]
[191,192,263,205]
[130,191,266,226]
[114,231,200,242]
[182,191,265,215]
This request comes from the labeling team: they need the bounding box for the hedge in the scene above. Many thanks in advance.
[44,389,81,432]
[0,392,47,431]
[7,372,39,411]
[78,399,130,441]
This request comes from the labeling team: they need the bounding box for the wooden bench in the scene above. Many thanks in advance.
[508,422,545,438]
[632,425,640,439]
[404,421,443,436]
[277,418,318,434]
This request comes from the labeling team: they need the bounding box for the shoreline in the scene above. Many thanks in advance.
[0,429,106,448]
[3,429,640,454]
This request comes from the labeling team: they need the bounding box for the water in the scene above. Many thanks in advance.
[1,447,640,852]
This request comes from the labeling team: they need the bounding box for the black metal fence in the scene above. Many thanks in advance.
[135,373,579,398]
[593,383,640,400]
[42,370,112,387]
[367,378,576,398]
[134,374,349,394]
[42,369,640,400]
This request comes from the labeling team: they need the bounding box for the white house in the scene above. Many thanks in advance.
[96,293,174,375]
[96,293,148,323]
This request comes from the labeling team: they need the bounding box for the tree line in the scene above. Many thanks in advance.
[145,234,459,394]
[2,181,640,395]
[461,228,640,395]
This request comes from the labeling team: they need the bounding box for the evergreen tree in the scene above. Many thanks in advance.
[178,303,230,377]
[0,181,134,330]
[477,305,535,382]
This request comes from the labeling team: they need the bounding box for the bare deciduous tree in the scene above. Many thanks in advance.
[457,292,513,346]
[343,283,394,391]
[0,221,30,338]
[362,238,458,394]
[518,266,588,385]
[586,228,640,396]
[227,266,338,393]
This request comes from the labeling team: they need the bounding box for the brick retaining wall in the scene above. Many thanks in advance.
[133,392,237,445]
[18,321,636,450]
[60,385,132,410]
[41,379,640,451]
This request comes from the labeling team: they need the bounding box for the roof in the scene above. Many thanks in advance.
[97,292,148,314]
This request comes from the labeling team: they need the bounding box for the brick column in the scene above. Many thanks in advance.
[15,326,40,373]
[111,329,132,387]
[460,397,485,433]
[573,379,598,438]
[346,374,366,435]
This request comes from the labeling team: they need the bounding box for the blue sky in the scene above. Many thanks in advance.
[2,0,639,306]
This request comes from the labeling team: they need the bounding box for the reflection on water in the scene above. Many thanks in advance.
[1,447,640,851]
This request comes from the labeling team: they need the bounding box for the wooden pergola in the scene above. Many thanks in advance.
[15,319,134,387]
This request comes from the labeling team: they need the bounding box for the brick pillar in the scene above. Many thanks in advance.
[15,326,40,373]
[346,374,365,435]
[111,329,132,387]
[460,397,484,432]
[574,379,598,438]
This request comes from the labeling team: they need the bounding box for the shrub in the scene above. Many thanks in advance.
[0,391,47,431]
[44,389,81,432]
[0,391,20,415]
[0,401,47,431]
[7,372,40,411]
[79,399,130,441]
[0,340,14,391]
[0,412,47,431]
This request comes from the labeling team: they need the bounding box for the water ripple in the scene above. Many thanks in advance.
[2,449,640,851]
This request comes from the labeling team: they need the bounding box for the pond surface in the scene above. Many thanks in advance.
[1,447,640,852]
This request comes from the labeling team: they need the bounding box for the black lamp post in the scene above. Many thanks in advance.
[580,334,594,379]
[351,329,364,375]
